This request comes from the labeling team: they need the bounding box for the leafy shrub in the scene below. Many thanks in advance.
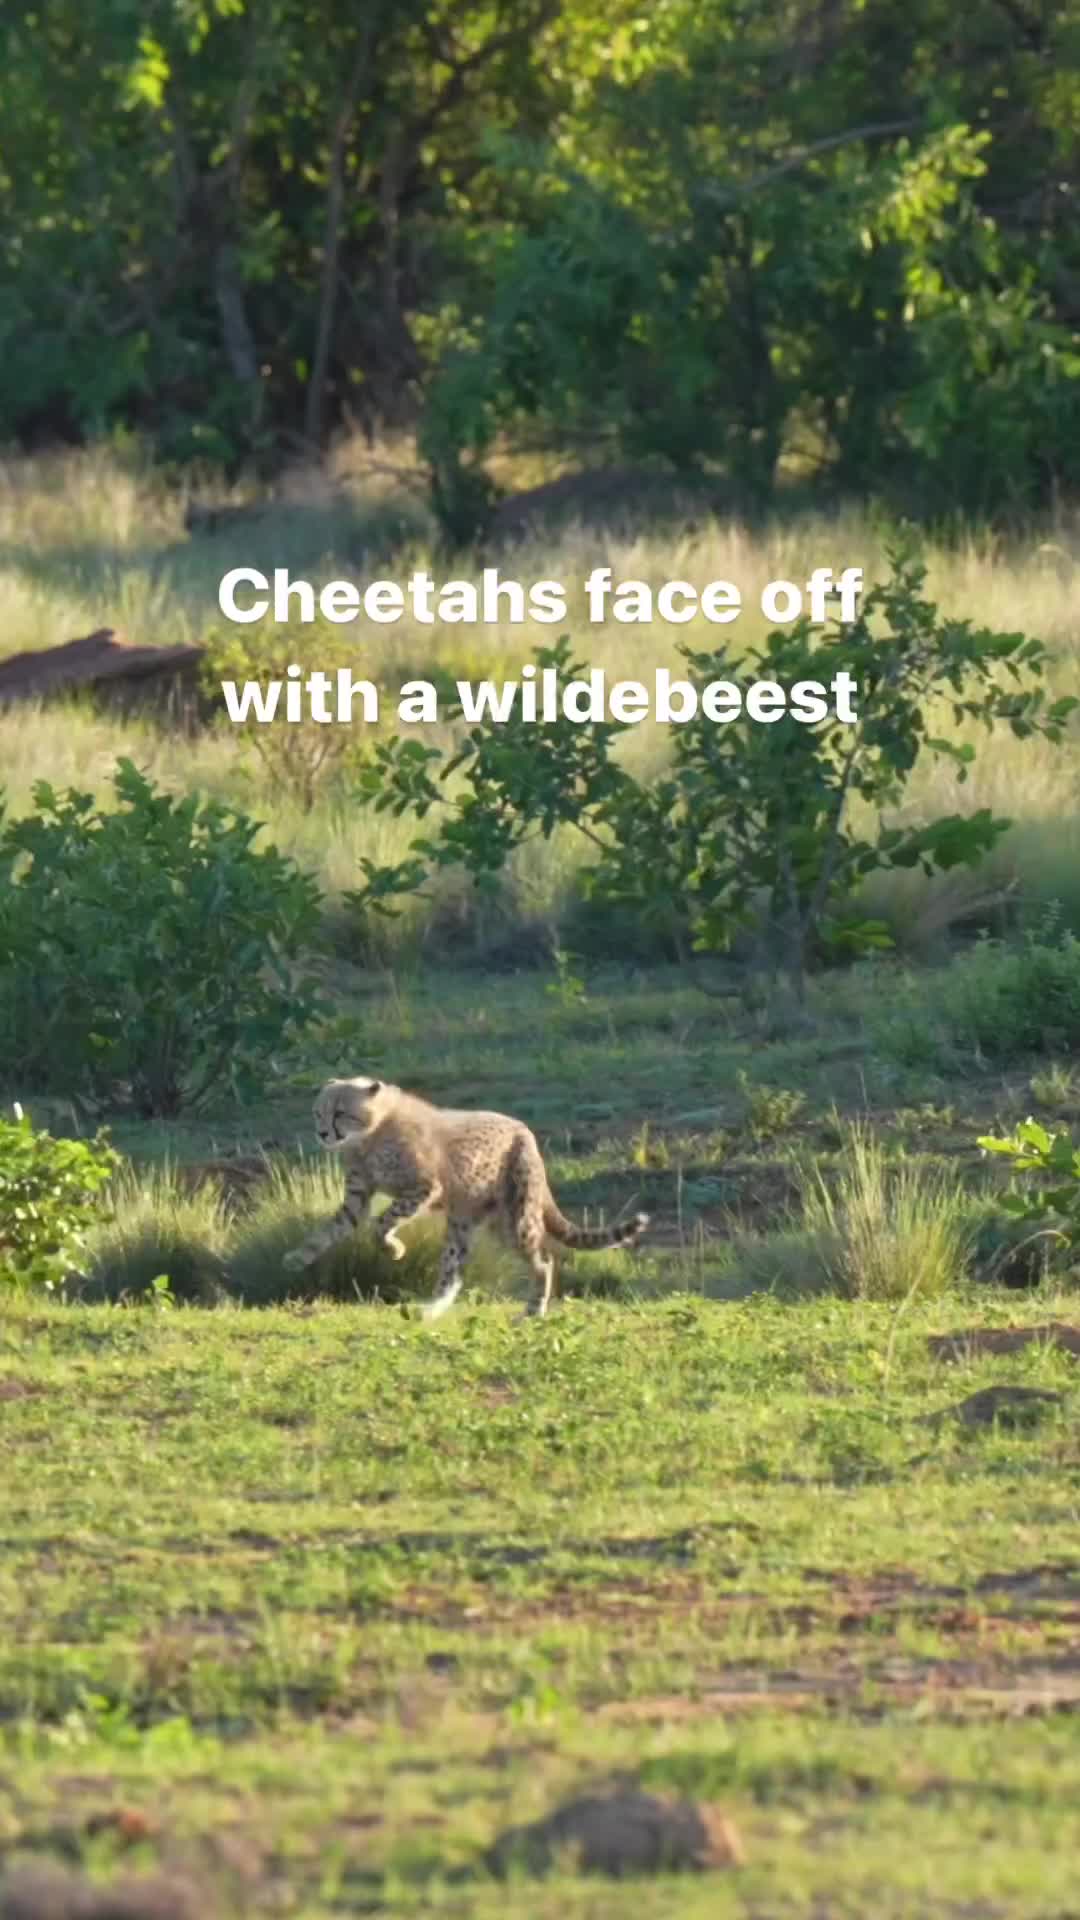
[937,919,1080,1062]
[1029,1064,1078,1112]
[873,914,1080,1074]
[0,1106,118,1290]
[352,551,1074,993]
[0,760,323,1115]
[978,1117,1080,1255]
[966,1200,1063,1289]
[736,1071,806,1143]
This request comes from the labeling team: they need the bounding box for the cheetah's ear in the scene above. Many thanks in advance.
[365,1079,383,1095]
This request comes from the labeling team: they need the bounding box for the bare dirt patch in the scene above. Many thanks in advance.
[0,1380,45,1404]
[485,1787,744,1878]
[600,1664,1080,1722]
[0,1862,200,1920]
[928,1323,1080,1362]
[918,1386,1066,1430]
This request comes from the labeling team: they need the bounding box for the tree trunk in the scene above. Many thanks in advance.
[305,39,370,449]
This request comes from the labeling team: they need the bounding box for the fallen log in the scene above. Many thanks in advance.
[0,629,207,727]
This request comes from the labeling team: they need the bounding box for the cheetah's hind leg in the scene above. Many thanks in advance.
[509,1184,557,1322]
[514,1243,556,1322]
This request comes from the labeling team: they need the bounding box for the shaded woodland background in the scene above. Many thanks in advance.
[4,0,1079,533]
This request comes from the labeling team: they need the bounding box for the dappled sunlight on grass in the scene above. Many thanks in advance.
[3,443,1078,959]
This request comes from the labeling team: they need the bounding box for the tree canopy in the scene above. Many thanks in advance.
[3,0,1078,520]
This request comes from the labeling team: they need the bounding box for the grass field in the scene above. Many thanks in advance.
[1,1283,1078,1918]
[1,445,1080,1914]
[4,959,1080,1915]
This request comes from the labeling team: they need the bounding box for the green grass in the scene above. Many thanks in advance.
[796,1123,973,1302]
[36,948,1080,1314]
[1,1288,1078,1915]
[4,958,1080,1913]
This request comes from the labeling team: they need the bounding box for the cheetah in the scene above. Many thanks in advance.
[283,1076,648,1320]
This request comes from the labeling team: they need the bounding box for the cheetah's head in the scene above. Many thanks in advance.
[312,1077,386,1149]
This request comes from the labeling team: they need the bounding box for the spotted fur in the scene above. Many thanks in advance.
[282,1076,648,1319]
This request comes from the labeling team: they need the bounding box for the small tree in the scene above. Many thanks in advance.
[201,621,376,814]
[348,547,1075,994]
[0,760,323,1115]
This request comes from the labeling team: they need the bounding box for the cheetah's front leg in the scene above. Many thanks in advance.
[282,1185,372,1272]
[376,1184,442,1262]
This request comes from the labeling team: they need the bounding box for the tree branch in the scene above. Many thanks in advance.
[701,119,920,207]
[408,3,558,148]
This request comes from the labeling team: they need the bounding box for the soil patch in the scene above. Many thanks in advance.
[928,1323,1080,1362]
[485,1787,744,1878]
[918,1386,1065,1430]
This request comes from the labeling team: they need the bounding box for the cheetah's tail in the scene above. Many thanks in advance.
[543,1199,649,1250]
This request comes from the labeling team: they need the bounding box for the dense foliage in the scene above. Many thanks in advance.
[0,1108,119,1291]
[0,761,322,1114]
[2,2,1077,519]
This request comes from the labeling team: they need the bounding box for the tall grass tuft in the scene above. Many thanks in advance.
[82,1161,230,1302]
[801,1125,971,1302]
[729,1125,971,1303]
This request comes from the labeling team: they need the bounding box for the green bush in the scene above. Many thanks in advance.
[352,554,1074,994]
[420,123,1080,530]
[940,921,1080,1062]
[978,1117,1080,1257]
[870,916,1080,1074]
[0,1106,118,1290]
[967,1199,1066,1288]
[0,760,323,1115]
